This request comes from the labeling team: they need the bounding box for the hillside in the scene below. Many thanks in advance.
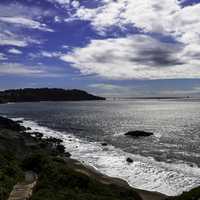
[0,116,142,200]
[0,88,105,103]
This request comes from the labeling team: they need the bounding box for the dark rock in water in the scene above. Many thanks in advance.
[46,137,62,144]
[56,144,65,154]
[126,157,133,163]
[15,120,23,123]
[26,127,31,131]
[101,142,108,146]
[0,116,25,131]
[64,152,71,158]
[125,130,153,137]
[31,132,43,139]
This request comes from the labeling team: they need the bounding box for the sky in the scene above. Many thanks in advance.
[0,0,200,97]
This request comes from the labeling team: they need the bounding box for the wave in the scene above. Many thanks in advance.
[12,117,200,196]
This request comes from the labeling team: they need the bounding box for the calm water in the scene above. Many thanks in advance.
[0,99,200,195]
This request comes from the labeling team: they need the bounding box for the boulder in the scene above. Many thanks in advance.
[31,132,43,139]
[64,152,71,158]
[126,157,133,163]
[101,142,108,146]
[125,130,153,137]
[0,116,25,131]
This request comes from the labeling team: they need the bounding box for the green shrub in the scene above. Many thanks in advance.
[0,152,24,200]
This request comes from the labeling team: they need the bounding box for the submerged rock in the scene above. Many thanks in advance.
[64,152,71,158]
[125,130,153,137]
[101,142,108,146]
[31,132,43,139]
[126,157,133,163]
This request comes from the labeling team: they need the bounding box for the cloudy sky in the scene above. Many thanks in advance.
[0,0,200,97]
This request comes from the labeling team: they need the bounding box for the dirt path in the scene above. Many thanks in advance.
[8,171,37,200]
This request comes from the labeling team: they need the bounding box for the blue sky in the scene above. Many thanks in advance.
[0,0,200,97]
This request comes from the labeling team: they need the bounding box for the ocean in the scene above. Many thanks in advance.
[0,99,200,196]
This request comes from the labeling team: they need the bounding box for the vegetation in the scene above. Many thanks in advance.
[167,187,200,200]
[0,152,24,200]
[0,116,141,200]
[0,116,199,200]
[0,88,105,103]
[22,153,142,200]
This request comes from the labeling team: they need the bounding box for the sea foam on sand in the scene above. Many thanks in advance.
[13,118,200,196]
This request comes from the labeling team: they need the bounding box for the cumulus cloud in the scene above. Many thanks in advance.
[61,35,200,80]
[58,0,200,80]
[73,0,200,48]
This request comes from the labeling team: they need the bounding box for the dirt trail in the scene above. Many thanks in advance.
[8,171,37,200]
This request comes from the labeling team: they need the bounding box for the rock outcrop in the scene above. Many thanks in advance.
[125,130,153,137]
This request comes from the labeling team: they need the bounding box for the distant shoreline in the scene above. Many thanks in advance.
[0,88,106,104]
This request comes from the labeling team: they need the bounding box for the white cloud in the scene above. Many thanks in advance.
[41,51,63,58]
[73,0,200,49]
[61,35,200,80]
[0,17,54,32]
[8,48,22,54]
[29,51,63,59]
[0,53,7,60]
[50,0,70,5]
[48,0,79,7]
[0,63,65,77]
[59,0,200,80]
[0,2,54,47]
[0,63,44,76]
[62,45,70,49]
[71,1,80,8]
[0,32,42,47]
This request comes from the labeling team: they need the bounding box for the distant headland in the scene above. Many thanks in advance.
[0,88,106,103]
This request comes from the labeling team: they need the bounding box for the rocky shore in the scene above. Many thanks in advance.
[0,116,199,200]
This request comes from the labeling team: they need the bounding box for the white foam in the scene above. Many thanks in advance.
[14,118,200,196]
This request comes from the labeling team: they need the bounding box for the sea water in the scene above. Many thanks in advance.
[0,99,200,196]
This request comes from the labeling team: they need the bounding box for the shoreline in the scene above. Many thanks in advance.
[0,115,167,200]
[1,116,200,199]
[64,157,168,200]
[20,117,169,199]
[18,118,200,196]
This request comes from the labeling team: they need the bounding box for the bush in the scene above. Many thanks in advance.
[56,144,65,154]
[29,155,142,200]
[22,152,50,173]
[0,152,24,200]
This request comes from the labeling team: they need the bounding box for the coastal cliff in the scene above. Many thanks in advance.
[0,88,105,103]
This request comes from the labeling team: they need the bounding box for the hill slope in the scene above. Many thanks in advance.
[0,88,105,103]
